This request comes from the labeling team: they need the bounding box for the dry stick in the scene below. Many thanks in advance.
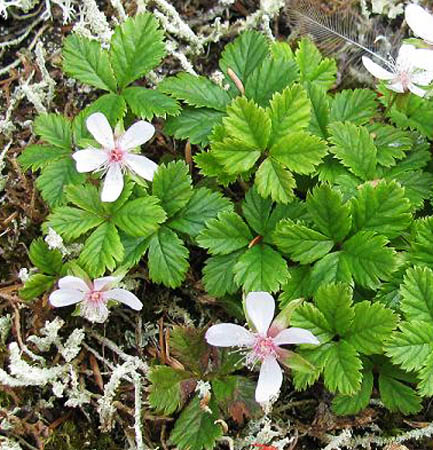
[227,67,245,95]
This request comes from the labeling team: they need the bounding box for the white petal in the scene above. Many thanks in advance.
[49,289,85,307]
[126,154,158,181]
[405,3,433,44]
[362,56,394,80]
[411,69,433,86]
[408,82,427,97]
[93,276,118,291]
[411,49,433,72]
[72,149,107,173]
[387,81,405,93]
[86,112,115,149]
[58,276,90,292]
[101,163,124,202]
[80,300,109,323]
[245,292,275,335]
[104,288,143,311]
[119,121,155,150]
[205,324,254,347]
[255,356,283,404]
[273,327,320,346]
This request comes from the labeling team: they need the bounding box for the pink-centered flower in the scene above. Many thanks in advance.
[49,275,143,323]
[205,292,319,404]
[72,112,158,203]
[362,44,433,97]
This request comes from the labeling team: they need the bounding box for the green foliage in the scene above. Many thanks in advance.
[330,89,377,125]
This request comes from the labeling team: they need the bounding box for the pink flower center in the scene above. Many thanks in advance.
[86,290,105,305]
[251,335,277,362]
[399,70,410,91]
[109,147,125,163]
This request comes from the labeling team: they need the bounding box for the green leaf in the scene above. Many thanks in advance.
[305,82,330,139]
[110,13,166,89]
[272,220,334,264]
[310,252,352,293]
[120,233,150,268]
[62,34,117,92]
[323,341,362,395]
[245,56,299,107]
[29,238,62,275]
[148,226,189,288]
[79,222,124,277]
[112,197,167,237]
[122,87,180,120]
[18,145,69,171]
[255,158,296,204]
[36,159,85,207]
[165,108,225,145]
[292,345,331,390]
[279,266,311,307]
[410,218,433,268]
[34,114,72,149]
[270,131,328,175]
[306,184,351,242]
[390,170,433,209]
[267,84,311,148]
[418,352,433,397]
[169,187,233,238]
[223,96,271,149]
[212,138,261,175]
[233,244,289,293]
[328,122,377,181]
[169,396,222,450]
[159,73,231,112]
[351,180,412,239]
[330,89,377,125]
[19,274,56,301]
[342,231,396,289]
[332,369,373,416]
[194,150,237,186]
[242,186,273,236]
[346,302,397,355]
[292,302,334,344]
[148,366,194,415]
[379,373,422,415]
[65,184,105,216]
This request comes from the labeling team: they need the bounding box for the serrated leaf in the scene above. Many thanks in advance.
[291,303,334,344]
[390,169,433,209]
[267,84,311,148]
[418,352,433,397]
[307,184,351,242]
[34,114,72,150]
[110,13,166,89]
[65,184,105,216]
[233,244,289,293]
[194,150,237,186]
[63,34,117,92]
[148,227,189,288]
[292,344,332,390]
[19,274,56,301]
[279,266,311,307]
[159,73,231,112]
[379,373,422,415]
[212,138,261,174]
[305,82,330,139]
[242,186,273,236]
[329,122,377,181]
[400,266,433,322]
[112,197,166,237]
[79,222,124,277]
[29,239,62,275]
[310,252,353,293]
[197,211,251,255]
[272,220,333,264]
[255,158,296,204]
[330,89,377,125]
[323,341,362,395]
[410,218,433,267]
[18,145,69,171]
[120,233,150,268]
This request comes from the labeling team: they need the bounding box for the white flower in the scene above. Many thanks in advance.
[72,112,158,203]
[362,44,433,97]
[405,3,433,46]
[205,292,319,404]
[49,275,143,323]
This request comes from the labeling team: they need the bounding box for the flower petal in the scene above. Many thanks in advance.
[86,112,114,149]
[362,56,395,80]
[411,49,433,72]
[104,288,143,311]
[93,276,118,291]
[58,276,90,292]
[405,3,433,44]
[387,81,405,93]
[273,327,320,346]
[72,149,107,173]
[205,323,254,347]
[255,356,283,403]
[119,121,155,150]
[101,163,124,202]
[49,289,85,307]
[408,82,427,97]
[126,154,158,181]
[245,292,275,335]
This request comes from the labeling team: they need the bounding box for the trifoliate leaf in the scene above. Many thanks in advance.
[112,197,166,238]
[34,114,72,150]
[65,184,105,216]
[255,158,296,204]
[389,169,433,209]
[305,82,330,139]
[159,73,231,112]
[29,238,62,275]
[197,211,252,255]
[233,244,289,293]
[194,150,237,185]
[120,233,150,268]
[270,41,295,60]
[123,87,180,120]
[19,274,56,301]
[306,184,351,242]
[62,34,117,92]
[351,180,412,239]
[272,220,334,264]
[148,226,189,288]
[291,302,334,344]
[242,187,273,236]
[79,222,124,277]
[267,84,311,148]
[400,266,433,322]
[379,373,422,415]
[110,13,166,89]
[330,89,377,125]
[270,131,328,175]
[18,145,69,171]
[279,266,311,307]
[310,252,352,293]
[329,122,377,180]
[212,138,262,174]
[292,344,332,390]
[410,218,433,267]
[342,231,395,289]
